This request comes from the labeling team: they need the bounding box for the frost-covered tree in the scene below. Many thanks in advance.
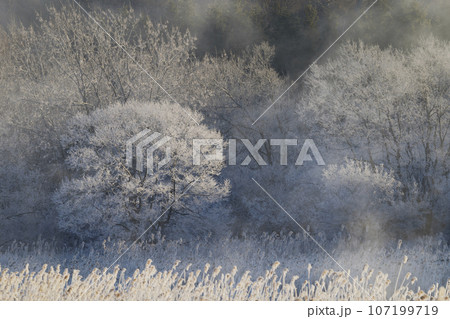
[301,38,449,235]
[191,42,318,234]
[53,101,230,241]
[34,4,197,109]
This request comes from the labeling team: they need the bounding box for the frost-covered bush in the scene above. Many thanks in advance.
[320,159,421,241]
[53,101,230,241]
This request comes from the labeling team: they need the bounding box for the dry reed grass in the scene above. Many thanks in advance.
[0,259,448,301]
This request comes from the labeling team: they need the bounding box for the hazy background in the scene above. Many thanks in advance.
[2,0,449,76]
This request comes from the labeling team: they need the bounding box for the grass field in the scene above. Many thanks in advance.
[1,259,448,301]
